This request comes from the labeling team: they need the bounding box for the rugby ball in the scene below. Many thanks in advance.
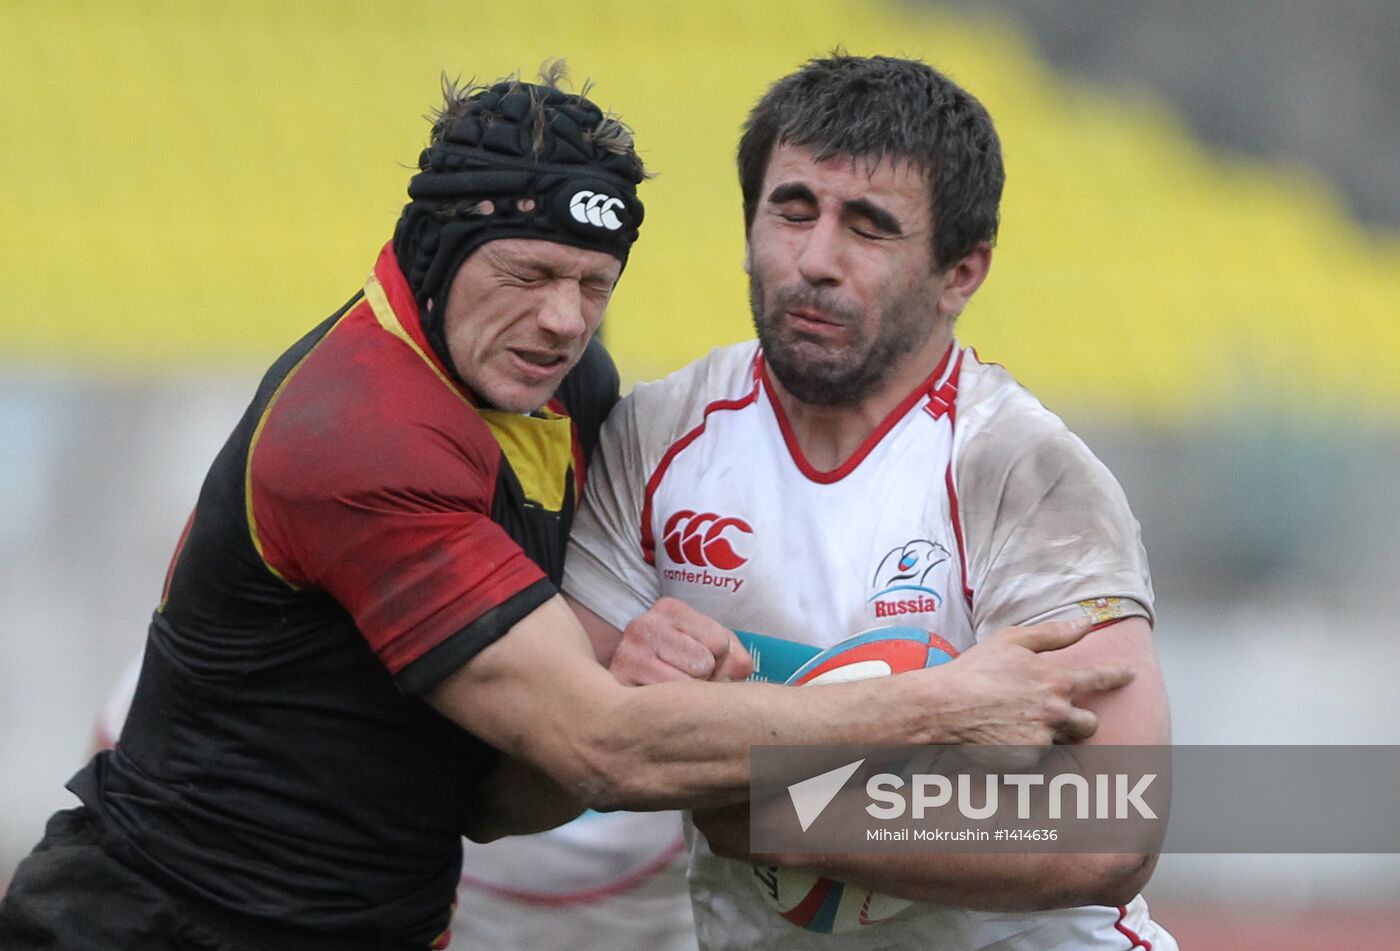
[752,626,959,933]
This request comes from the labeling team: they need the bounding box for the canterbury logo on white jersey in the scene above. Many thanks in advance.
[568,190,625,230]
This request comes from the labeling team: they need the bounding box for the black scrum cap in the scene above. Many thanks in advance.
[392,78,646,371]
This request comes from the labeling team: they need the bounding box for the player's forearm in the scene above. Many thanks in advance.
[432,598,955,810]
[564,673,967,811]
[433,597,1111,813]
[780,849,1157,911]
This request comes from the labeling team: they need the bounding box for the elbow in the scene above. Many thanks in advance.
[1057,852,1158,908]
[462,798,587,844]
[1101,851,1159,906]
[460,821,510,846]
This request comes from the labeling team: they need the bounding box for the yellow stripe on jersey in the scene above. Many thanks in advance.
[365,268,574,510]
[364,270,475,411]
[243,309,356,589]
[477,408,575,513]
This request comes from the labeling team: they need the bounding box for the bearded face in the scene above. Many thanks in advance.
[749,268,937,406]
[744,146,953,408]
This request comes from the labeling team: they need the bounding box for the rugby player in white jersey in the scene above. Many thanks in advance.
[564,54,1177,949]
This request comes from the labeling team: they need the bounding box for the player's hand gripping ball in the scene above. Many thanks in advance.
[751,626,959,933]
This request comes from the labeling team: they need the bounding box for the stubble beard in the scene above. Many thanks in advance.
[749,272,936,406]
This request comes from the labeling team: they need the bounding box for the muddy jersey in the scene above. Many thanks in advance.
[564,340,1174,950]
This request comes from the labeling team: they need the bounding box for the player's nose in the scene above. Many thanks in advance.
[535,281,588,339]
[796,219,844,287]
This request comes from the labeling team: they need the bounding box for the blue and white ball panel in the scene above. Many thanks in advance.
[738,626,961,933]
[787,626,959,687]
[734,628,821,684]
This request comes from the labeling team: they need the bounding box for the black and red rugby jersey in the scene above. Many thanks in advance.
[67,244,619,947]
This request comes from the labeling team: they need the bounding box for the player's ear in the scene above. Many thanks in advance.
[743,243,753,276]
[936,242,992,318]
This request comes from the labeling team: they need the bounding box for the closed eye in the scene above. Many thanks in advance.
[845,198,904,238]
[767,182,819,223]
[499,265,549,286]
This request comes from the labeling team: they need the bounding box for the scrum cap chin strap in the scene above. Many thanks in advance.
[392,81,646,376]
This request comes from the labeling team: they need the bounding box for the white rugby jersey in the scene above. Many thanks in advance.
[565,341,1174,951]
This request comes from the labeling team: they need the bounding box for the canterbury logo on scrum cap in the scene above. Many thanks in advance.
[568,189,625,230]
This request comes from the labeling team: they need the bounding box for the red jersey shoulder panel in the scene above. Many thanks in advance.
[247,262,547,676]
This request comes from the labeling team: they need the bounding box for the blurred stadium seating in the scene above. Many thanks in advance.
[3,0,1398,421]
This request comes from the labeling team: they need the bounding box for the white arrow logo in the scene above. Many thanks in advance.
[787,759,865,832]
[568,189,624,230]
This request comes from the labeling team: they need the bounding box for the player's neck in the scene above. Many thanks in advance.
[766,325,955,472]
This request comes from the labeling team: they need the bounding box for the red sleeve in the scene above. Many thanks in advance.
[248,404,551,689]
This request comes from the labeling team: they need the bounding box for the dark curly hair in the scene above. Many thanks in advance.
[738,53,1004,269]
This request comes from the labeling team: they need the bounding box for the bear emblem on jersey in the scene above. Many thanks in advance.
[869,540,948,619]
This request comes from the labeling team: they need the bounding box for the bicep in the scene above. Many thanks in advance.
[1041,617,1171,745]
[959,420,1165,744]
[426,594,623,762]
